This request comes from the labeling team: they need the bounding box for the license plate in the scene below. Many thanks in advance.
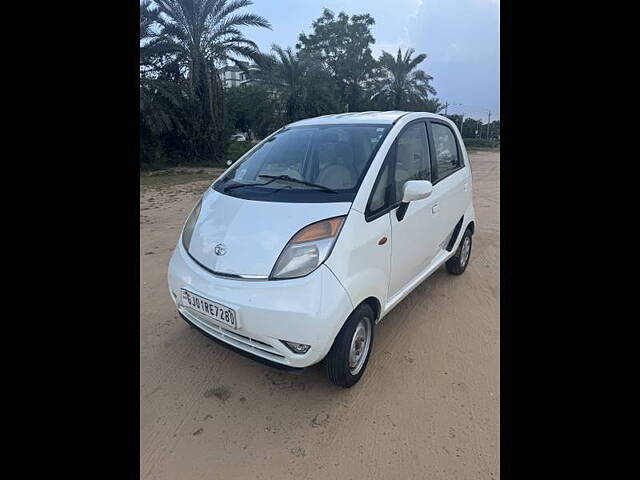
[181,289,237,329]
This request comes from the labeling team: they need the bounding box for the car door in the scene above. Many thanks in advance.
[427,120,470,247]
[383,121,444,299]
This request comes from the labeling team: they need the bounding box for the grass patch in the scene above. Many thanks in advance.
[466,146,500,152]
[462,138,499,150]
[140,167,224,190]
[140,140,257,173]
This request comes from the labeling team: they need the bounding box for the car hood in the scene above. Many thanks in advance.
[186,188,351,277]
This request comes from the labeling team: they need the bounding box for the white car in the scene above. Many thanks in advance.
[168,111,475,387]
[230,133,247,141]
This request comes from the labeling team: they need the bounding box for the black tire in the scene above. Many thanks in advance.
[178,312,195,328]
[325,303,375,388]
[446,228,473,275]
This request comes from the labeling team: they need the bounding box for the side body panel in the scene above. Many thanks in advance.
[337,113,476,323]
[324,209,392,320]
[427,119,473,244]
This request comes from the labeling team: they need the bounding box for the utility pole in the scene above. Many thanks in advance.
[486,110,492,139]
[443,101,461,116]
[460,112,464,133]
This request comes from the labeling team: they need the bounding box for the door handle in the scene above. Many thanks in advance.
[432,203,440,214]
[464,182,468,192]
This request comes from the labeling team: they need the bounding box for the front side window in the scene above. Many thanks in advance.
[366,153,393,218]
[432,123,461,180]
[365,122,430,219]
[215,124,390,202]
[394,123,430,198]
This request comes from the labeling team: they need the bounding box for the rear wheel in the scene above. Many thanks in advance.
[325,303,374,388]
[446,228,473,275]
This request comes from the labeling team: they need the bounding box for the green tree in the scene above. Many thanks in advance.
[489,120,500,139]
[462,118,482,138]
[151,0,270,163]
[296,9,376,112]
[140,0,159,58]
[251,45,339,125]
[369,48,436,110]
[421,97,445,113]
[224,84,273,139]
[140,0,162,67]
[140,1,189,167]
[446,114,463,131]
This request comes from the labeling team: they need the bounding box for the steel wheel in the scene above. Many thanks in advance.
[460,235,471,267]
[348,316,372,375]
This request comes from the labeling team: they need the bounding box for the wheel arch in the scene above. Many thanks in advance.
[360,296,382,323]
[466,220,475,235]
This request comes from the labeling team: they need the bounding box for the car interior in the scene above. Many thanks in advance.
[229,126,388,192]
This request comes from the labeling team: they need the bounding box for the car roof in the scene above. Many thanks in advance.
[286,111,447,127]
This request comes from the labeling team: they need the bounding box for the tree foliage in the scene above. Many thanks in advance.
[250,45,339,126]
[369,48,437,111]
[224,84,273,139]
[140,3,496,168]
[140,0,270,167]
[296,9,376,112]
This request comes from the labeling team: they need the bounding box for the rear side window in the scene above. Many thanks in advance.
[432,123,461,180]
[395,123,430,196]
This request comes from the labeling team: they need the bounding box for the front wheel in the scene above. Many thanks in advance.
[446,228,473,275]
[325,303,374,388]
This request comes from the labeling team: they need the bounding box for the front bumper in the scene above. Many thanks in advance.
[167,243,354,368]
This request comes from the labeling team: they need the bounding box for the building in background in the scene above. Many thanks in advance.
[219,62,258,88]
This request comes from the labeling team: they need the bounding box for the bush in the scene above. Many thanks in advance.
[140,125,170,171]
[226,140,256,162]
[462,138,499,149]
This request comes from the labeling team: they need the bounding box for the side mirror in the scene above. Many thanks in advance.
[397,180,433,222]
[402,180,433,203]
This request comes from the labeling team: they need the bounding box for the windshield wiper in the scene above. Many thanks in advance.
[223,177,280,192]
[257,174,337,193]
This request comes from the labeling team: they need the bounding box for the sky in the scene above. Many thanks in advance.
[245,0,500,121]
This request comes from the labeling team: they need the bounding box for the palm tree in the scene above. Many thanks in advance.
[422,97,445,114]
[140,0,182,78]
[140,1,187,167]
[369,48,437,110]
[151,0,271,161]
[252,45,338,125]
[140,0,158,43]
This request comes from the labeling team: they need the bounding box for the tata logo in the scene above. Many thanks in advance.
[214,243,227,256]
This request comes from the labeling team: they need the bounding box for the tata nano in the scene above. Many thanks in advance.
[168,111,475,387]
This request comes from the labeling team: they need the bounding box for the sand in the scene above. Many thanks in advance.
[140,150,500,480]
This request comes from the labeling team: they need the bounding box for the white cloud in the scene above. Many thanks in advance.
[406,0,500,118]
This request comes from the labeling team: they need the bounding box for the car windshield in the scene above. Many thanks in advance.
[214,124,390,202]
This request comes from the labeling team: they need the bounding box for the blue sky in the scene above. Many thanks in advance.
[245,0,500,121]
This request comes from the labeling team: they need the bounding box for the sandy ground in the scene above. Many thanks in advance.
[140,151,500,480]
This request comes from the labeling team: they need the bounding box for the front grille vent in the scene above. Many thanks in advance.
[180,307,286,360]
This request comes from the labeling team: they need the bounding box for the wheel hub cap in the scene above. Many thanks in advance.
[348,317,372,375]
[460,236,471,266]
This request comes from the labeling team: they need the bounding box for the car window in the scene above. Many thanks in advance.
[249,129,312,180]
[432,123,461,180]
[394,123,430,198]
[367,153,393,217]
[215,125,390,203]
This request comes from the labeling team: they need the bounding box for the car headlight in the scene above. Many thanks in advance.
[181,198,202,252]
[270,216,346,280]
